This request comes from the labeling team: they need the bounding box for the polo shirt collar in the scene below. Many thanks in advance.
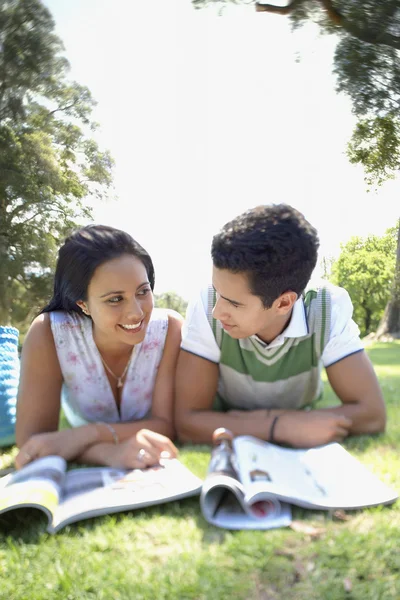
[282,296,309,338]
[251,296,308,349]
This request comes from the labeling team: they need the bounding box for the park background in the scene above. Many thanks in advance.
[1,0,399,338]
[0,1,400,599]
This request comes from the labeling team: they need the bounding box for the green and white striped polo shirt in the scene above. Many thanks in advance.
[181,281,364,412]
[206,286,331,411]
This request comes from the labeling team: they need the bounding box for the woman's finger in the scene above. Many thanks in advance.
[140,430,178,457]
[15,447,36,470]
[133,438,161,466]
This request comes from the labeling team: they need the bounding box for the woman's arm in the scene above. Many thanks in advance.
[15,314,102,467]
[16,311,182,468]
[16,313,65,446]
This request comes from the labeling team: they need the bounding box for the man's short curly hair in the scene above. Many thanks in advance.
[211,204,319,308]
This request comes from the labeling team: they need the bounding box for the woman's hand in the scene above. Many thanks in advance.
[15,426,98,469]
[104,429,178,469]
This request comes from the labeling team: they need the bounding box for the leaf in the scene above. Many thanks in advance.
[333,509,351,521]
[343,577,353,592]
[289,521,326,538]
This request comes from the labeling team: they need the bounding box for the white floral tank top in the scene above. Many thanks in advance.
[50,309,169,427]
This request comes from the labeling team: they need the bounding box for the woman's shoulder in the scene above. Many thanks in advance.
[146,309,183,341]
[150,308,183,327]
[23,312,55,353]
[48,310,84,326]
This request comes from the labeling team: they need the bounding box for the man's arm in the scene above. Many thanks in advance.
[175,351,276,443]
[175,284,370,448]
[175,350,367,447]
[323,351,386,433]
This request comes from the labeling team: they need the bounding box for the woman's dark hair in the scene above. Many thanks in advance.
[211,204,319,308]
[41,225,155,315]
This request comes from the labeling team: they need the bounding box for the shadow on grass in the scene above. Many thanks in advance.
[0,507,50,542]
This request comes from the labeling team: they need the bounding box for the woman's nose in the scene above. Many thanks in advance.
[126,298,144,321]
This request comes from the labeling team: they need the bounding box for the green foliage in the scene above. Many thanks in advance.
[331,228,397,336]
[200,0,400,334]
[348,115,400,186]
[295,1,400,183]
[1,342,400,599]
[154,291,188,316]
[0,0,113,325]
[199,1,400,184]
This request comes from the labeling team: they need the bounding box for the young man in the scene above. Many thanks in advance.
[175,204,386,447]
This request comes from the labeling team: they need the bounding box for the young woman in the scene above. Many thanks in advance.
[15,225,181,469]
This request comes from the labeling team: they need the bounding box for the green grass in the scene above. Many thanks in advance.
[1,341,399,599]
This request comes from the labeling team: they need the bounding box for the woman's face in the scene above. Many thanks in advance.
[80,254,154,348]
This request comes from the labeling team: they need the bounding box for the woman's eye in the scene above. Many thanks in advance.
[108,296,123,304]
[138,288,151,296]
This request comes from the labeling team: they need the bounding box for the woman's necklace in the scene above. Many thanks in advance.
[99,348,135,388]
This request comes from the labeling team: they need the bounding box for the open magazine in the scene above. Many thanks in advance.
[0,456,202,534]
[201,435,398,530]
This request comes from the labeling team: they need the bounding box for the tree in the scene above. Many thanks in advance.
[0,0,113,325]
[196,0,400,335]
[376,220,400,338]
[154,292,188,317]
[330,229,397,337]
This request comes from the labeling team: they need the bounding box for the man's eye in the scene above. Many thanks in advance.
[108,296,123,304]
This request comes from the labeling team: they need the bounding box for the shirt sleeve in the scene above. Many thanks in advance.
[322,285,364,368]
[181,288,221,363]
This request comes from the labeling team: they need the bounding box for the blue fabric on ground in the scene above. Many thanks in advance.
[0,326,19,447]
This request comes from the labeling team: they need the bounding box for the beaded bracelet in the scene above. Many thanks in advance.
[97,422,119,445]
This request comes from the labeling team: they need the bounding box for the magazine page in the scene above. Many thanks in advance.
[51,458,202,533]
[200,445,292,530]
[200,471,292,530]
[0,456,66,524]
[234,436,398,510]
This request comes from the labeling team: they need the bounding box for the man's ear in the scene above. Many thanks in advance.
[274,291,298,314]
[76,300,90,316]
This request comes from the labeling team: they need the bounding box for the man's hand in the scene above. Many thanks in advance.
[275,411,353,448]
[15,427,98,469]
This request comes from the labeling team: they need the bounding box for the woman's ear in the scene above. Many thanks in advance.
[76,300,90,316]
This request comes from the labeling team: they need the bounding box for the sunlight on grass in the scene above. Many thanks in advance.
[0,342,399,600]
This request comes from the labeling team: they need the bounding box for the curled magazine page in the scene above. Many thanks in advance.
[201,440,292,530]
[52,458,202,532]
[0,456,66,523]
[233,437,398,510]
[234,436,318,505]
[298,443,398,509]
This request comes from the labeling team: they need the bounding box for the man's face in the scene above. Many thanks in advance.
[212,266,293,342]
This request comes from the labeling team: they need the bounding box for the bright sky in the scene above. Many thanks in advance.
[44,0,399,300]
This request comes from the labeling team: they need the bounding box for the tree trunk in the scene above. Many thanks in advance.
[376,219,400,338]
[364,307,372,336]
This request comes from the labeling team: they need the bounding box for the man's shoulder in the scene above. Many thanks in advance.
[305,279,350,306]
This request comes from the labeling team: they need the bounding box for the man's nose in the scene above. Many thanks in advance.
[212,296,226,321]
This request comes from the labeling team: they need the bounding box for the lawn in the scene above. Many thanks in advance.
[0,342,399,600]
